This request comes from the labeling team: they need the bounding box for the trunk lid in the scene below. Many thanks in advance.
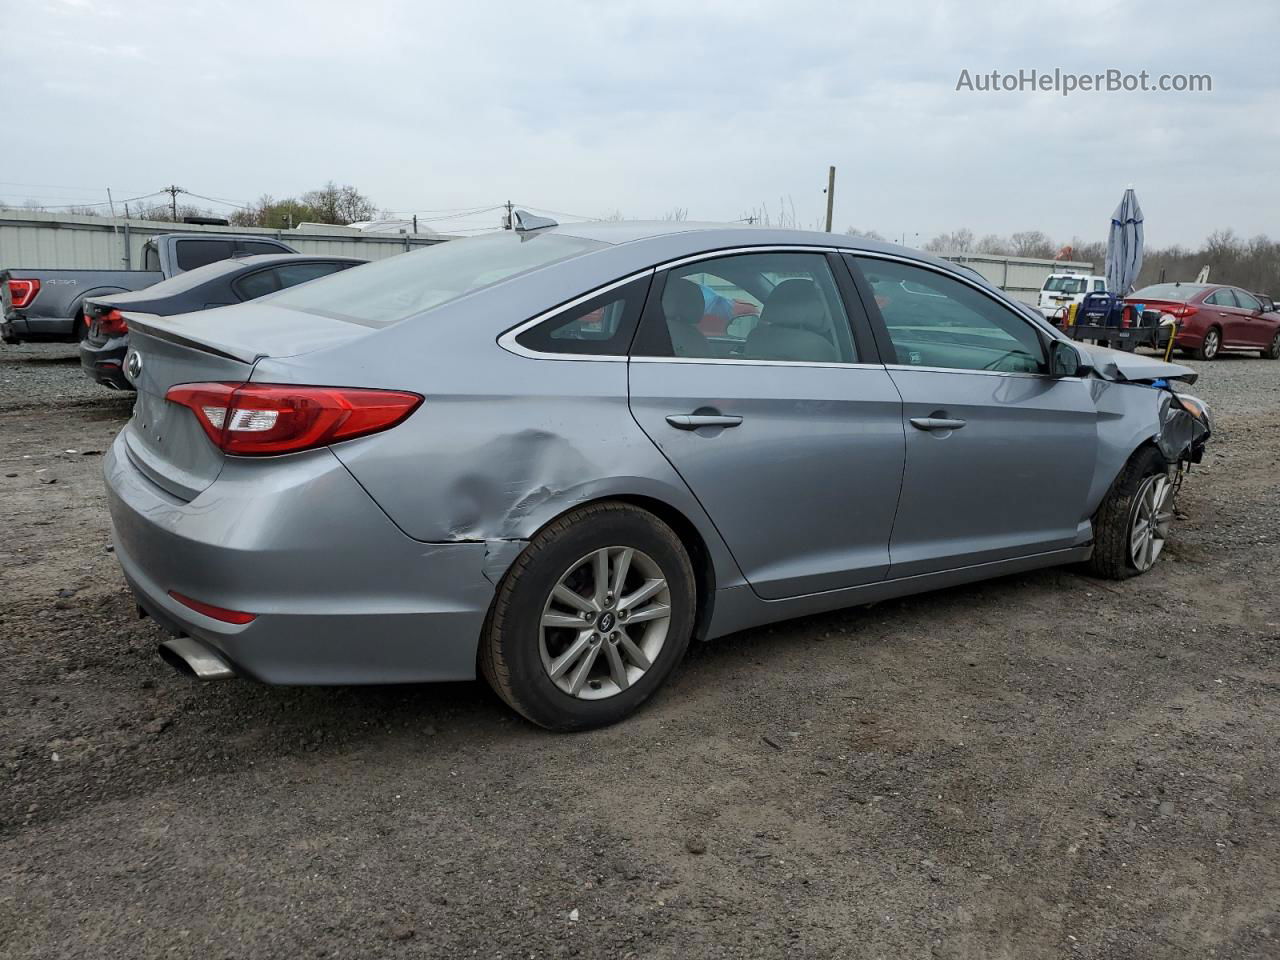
[120,305,373,500]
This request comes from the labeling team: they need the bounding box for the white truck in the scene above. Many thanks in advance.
[1037,271,1108,319]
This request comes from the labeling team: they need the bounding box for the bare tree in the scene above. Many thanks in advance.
[1009,230,1055,258]
[976,233,1008,254]
[845,226,886,241]
[662,207,689,222]
[299,182,377,225]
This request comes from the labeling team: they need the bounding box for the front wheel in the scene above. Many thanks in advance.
[479,502,696,731]
[1088,446,1177,580]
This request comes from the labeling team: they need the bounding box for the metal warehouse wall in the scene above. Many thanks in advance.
[940,253,1095,304]
[0,211,452,269]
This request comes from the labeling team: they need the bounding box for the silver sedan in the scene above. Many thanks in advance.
[104,218,1211,729]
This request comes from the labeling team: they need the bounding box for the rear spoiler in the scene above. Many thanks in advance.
[123,312,263,364]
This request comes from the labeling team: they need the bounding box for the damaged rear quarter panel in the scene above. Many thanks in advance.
[275,348,745,594]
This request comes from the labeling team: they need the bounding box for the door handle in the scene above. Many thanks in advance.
[666,414,743,430]
[1219,311,1231,317]
[909,416,966,431]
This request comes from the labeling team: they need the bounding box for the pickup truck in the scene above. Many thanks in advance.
[1,233,296,345]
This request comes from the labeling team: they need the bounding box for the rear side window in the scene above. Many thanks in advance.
[234,262,351,302]
[175,239,235,271]
[513,275,651,356]
[267,231,604,328]
[142,243,160,272]
[632,251,858,363]
[1204,289,1233,306]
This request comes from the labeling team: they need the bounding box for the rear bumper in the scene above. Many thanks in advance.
[79,336,132,389]
[2,312,78,343]
[104,432,503,684]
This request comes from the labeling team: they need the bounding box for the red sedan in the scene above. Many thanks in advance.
[1126,283,1280,360]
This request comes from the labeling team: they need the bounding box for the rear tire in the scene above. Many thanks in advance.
[1263,330,1280,360]
[1087,446,1176,580]
[479,501,696,731]
[1194,326,1221,361]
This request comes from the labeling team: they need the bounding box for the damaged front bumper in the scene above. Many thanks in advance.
[1160,391,1212,465]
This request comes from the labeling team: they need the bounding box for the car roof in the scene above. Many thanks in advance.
[226,253,367,267]
[544,219,961,272]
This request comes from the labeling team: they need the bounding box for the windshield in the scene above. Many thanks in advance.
[266,231,605,327]
[1043,276,1087,294]
[1130,283,1206,302]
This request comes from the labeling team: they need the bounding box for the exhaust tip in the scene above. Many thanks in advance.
[159,637,235,681]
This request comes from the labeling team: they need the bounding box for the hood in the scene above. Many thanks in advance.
[1076,342,1198,385]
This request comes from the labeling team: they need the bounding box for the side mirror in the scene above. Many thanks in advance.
[1049,339,1091,378]
[1257,299,1273,314]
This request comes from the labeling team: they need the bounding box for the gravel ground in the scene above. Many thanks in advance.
[2,343,1278,959]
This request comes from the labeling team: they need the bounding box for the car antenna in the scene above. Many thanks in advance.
[512,209,558,232]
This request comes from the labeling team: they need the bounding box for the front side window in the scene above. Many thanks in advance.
[513,275,650,355]
[1092,279,1106,292]
[634,251,857,363]
[1234,289,1261,311]
[853,257,1046,374]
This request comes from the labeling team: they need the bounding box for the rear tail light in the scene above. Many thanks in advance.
[165,382,423,455]
[1169,305,1198,320]
[97,309,128,336]
[168,590,256,625]
[7,278,40,309]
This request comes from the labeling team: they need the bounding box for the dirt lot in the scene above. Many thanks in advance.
[1,344,1278,959]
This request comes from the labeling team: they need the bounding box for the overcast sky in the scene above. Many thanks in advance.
[4,0,1276,247]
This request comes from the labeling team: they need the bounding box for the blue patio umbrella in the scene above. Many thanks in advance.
[1105,187,1144,296]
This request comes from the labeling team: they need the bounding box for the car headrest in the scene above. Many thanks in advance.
[760,279,829,334]
[662,278,704,326]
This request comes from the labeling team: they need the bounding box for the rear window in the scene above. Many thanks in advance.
[1043,276,1087,293]
[1130,283,1207,302]
[266,231,605,327]
[240,240,290,257]
[175,239,235,271]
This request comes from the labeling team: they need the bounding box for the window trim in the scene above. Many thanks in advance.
[843,250,1065,378]
[497,244,1071,370]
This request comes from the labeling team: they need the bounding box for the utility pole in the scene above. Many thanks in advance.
[412,214,418,234]
[162,184,183,222]
[504,200,513,230]
[824,166,835,233]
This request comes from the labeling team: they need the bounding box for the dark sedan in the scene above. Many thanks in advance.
[80,254,365,389]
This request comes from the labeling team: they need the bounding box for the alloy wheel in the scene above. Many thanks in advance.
[538,546,672,700]
[1202,329,1220,359]
[1129,474,1176,571]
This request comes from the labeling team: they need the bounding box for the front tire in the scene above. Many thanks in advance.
[1088,446,1177,580]
[479,502,696,731]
